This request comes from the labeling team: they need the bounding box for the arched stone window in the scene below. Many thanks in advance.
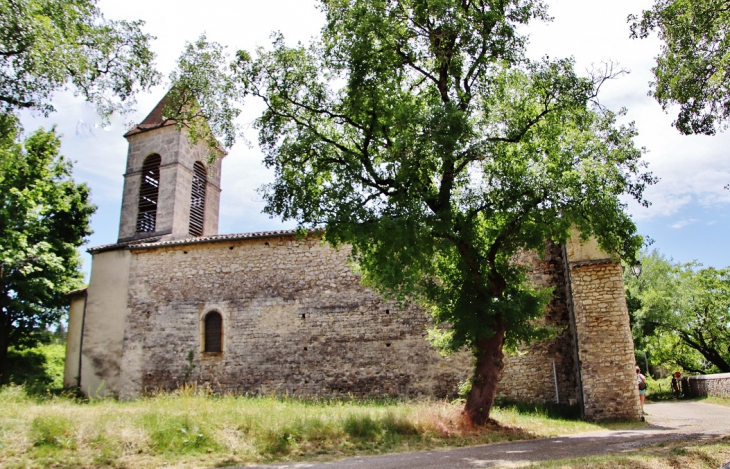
[136,154,162,233]
[204,311,222,353]
[188,161,207,237]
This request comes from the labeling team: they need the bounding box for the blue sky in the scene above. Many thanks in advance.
[19,0,730,276]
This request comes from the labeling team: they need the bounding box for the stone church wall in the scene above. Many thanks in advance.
[500,244,579,405]
[118,234,472,399]
[115,234,578,403]
[68,96,641,420]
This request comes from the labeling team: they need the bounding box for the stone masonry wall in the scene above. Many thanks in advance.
[119,126,182,241]
[117,235,473,399]
[116,235,578,402]
[686,373,730,398]
[568,262,641,421]
[498,243,578,405]
[118,126,222,243]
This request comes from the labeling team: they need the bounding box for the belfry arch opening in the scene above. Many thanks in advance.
[136,154,162,233]
[189,161,207,237]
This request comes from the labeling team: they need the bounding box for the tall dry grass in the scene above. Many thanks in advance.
[0,384,639,468]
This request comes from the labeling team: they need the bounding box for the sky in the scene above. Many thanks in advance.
[19,0,730,277]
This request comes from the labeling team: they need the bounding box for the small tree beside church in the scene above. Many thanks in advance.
[0,123,95,381]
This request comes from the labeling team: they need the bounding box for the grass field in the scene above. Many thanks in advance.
[0,385,644,469]
[3,343,725,468]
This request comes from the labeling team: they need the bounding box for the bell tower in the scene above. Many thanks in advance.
[117,93,223,243]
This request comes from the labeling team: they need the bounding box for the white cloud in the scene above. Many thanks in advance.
[670,219,697,229]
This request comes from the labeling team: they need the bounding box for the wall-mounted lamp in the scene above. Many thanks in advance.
[631,261,642,277]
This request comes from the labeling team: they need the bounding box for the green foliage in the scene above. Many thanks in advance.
[172,0,655,421]
[0,0,160,121]
[165,34,244,157]
[624,250,730,373]
[183,349,196,382]
[630,0,730,135]
[342,414,381,439]
[233,1,651,360]
[0,125,95,379]
[5,342,65,394]
[644,375,680,400]
[162,0,651,421]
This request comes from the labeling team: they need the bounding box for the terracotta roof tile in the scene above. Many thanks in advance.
[87,229,316,253]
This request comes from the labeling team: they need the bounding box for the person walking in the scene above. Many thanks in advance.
[671,371,682,398]
[636,366,647,415]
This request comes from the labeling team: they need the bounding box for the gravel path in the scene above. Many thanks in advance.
[233,400,730,468]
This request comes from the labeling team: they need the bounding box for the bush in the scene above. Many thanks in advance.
[3,342,66,395]
[342,414,381,439]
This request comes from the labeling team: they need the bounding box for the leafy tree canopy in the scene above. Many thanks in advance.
[624,250,730,374]
[0,0,160,124]
[0,122,95,381]
[165,34,244,154]
[167,0,653,423]
[630,0,730,135]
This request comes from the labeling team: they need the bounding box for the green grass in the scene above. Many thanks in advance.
[0,384,645,469]
[700,395,730,408]
[0,343,649,467]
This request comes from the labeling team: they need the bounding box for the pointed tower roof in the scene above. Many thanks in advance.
[124,92,176,137]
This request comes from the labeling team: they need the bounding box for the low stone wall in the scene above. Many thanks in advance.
[685,373,730,398]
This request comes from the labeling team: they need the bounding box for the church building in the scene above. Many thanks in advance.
[64,96,642,421]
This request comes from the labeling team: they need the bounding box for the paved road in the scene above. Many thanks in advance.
[234,401,730,468]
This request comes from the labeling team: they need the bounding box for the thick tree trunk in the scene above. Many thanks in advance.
[463,317,507,425]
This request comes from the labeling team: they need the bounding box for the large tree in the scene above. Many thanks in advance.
[625,250,730,373]
[190,0,653,424]
[630,0,730,135]
[0,122,95,381]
